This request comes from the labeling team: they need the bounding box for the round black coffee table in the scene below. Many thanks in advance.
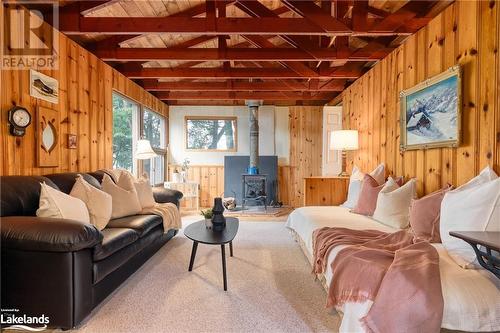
[184,217,239,291]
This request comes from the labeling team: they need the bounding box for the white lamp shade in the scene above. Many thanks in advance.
[330,130,359,150]
[135,139,157,160]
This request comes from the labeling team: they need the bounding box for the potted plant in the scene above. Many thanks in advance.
[200,208,213,229]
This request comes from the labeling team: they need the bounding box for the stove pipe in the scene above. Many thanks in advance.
[246,100,263,174]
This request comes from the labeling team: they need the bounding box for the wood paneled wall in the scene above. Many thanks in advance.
[342,1,500,196]
[286,106,324,207]
[168,106,324,208]
[0,23,167,176]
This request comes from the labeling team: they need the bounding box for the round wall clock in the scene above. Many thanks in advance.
[8,106,32,136]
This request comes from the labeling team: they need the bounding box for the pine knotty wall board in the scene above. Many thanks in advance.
[1,23,168,176]
[342,1,499,196]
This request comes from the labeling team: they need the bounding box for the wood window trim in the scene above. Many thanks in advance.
[184,116,238,152]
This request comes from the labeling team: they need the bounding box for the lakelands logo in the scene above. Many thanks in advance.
[2,0,59,69]
[1,309,49,331]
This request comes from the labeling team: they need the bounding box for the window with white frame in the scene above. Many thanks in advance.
[112,93,168,185]
[112,93,139,175]
[143,108,167,185]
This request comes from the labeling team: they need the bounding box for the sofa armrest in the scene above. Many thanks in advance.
[1,216,103,252]
[152,186,183,207]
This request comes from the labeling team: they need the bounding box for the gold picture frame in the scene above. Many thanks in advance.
[400,65,462,151]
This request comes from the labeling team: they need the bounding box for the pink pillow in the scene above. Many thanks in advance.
[409,185,452,243]
[351,174,385,216]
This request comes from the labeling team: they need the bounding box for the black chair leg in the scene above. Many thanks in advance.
[229,241,233,257]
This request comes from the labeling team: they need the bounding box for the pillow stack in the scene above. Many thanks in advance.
[439,166,500,269]
[36,170,158,230]
[342,164,385,209]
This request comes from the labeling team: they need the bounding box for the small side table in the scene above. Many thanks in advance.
[164,181,199,211]
[184,218,239,291]
[449,231,500,278]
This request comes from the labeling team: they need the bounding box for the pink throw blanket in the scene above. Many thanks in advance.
[312,227,443,333]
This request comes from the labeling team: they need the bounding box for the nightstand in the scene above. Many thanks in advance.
[303,176,349,206]
[164,181,200,211]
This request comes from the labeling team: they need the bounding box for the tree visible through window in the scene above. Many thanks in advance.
[143,109,166,149]
[186,117,237,151]
[112,93,139,173]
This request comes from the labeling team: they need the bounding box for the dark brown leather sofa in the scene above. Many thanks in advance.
[0,171,183,329]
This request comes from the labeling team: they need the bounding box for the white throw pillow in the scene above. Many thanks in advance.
[342,164,385,209]
[373,177,417,229]
[134,177,156,209]
[36,182,90,223]
[101,173,142,219]
[440,166,500,269]
[70,175,112,230]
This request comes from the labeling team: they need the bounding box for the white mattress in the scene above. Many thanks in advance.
[286,206,500,332]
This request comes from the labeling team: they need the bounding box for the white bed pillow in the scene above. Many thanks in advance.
[372,177,416,229]
[342,164,385,209]
[134,177,156,209]
[440,166,500,269]
[36,182,90,223]
[102,173,142,219]
[70,175,112,230]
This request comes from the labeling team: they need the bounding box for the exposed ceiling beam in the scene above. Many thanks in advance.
[122,67,362,79]
[86,1,234,50]
[142,80,346,92]
[60,17,419,36]
[166,100,328,106]
[95,47,389,62]
[281,0,350,32]
[155,91,338,101]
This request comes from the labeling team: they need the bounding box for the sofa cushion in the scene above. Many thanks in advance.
[106,215,162,238]
[92,225,163,283]
[93,228,139,261]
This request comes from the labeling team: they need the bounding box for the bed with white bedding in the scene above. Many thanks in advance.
[286,206,500,332]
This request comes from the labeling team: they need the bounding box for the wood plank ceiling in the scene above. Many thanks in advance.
[53,0,453,106]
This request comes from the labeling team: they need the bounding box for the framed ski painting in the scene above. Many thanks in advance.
[400,65,462,151]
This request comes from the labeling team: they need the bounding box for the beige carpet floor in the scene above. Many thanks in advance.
[68,217,341,333]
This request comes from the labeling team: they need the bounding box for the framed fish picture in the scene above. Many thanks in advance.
[400,65,461,151]
[30,69,59,104]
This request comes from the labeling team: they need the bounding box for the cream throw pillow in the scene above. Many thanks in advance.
[134,177,156,209]
[102,173,142,219]
[440,166,500,269]
[36,182,90,223]
[373,177,417,229]
[70,175,112,230]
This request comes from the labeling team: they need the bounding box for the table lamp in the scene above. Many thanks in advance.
[135,139,157,182]
[330,130,359,177]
